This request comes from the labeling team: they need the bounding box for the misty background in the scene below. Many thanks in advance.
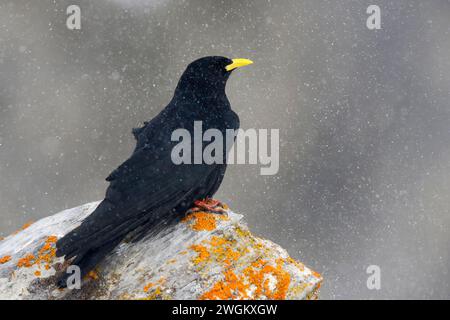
[0,0,449,299]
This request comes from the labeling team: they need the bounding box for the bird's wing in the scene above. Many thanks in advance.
[57,142,217,258]
[110,147,214,209]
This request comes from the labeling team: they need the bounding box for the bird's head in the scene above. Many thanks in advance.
[174,56,253,100]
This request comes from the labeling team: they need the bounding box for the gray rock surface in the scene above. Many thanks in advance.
[0,201,322,300]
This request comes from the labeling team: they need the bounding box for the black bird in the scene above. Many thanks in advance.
[55,56,253,287]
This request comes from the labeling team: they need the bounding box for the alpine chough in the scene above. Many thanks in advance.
[55,56,253,287]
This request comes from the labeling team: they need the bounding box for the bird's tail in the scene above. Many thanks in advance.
[56,200,118,260]
[55,199,183,288]
[56,237,122,288]
[55,200,134,288]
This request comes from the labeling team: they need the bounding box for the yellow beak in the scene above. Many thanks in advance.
[225,58,254,71]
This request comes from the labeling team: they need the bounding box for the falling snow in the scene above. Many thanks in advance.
[0,0,449,299]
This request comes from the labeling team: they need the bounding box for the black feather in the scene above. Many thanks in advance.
[55,56,241,285]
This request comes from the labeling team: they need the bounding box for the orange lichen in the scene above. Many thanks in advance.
[17,254,35,268]
[143,277,166,296]
[184,223,304,300]
[143,287,163,300]
[36,236,57,266]
[200,269,249,300]
[16,235,58,270]
[182,212,228,231]
[209,235,227,247]
[208,236,241,267]
[46,236,58,244]
[190,244,210,264]
[189,235,244,268]
[243,261,278,299]
[11,221,34,236]
[311,270,322,279]
[201,259,291,300]
[87,270,99,280]
[21,221,33,230]
[251,259,267,268]
[34,270,41,277]
[0,255,12,264]
[143,282,154,293]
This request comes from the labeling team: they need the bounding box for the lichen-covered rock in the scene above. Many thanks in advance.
[0,201,322,300]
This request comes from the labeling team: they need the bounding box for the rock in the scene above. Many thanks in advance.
[0,201,322,300]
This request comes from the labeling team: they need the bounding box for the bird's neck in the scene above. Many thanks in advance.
[173,82,229,108]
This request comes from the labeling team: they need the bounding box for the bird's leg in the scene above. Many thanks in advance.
[188,198,229,215]
[196,198,229,210]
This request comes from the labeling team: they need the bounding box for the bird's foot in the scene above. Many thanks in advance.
[188,198,229,215]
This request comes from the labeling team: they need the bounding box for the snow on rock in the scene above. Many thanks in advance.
[0,201,322,300]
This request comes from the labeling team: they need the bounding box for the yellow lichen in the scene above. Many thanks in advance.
[287,257,305,272]
[235,226,252,239]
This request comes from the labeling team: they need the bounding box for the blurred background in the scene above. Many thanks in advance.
[0,0,449,299]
